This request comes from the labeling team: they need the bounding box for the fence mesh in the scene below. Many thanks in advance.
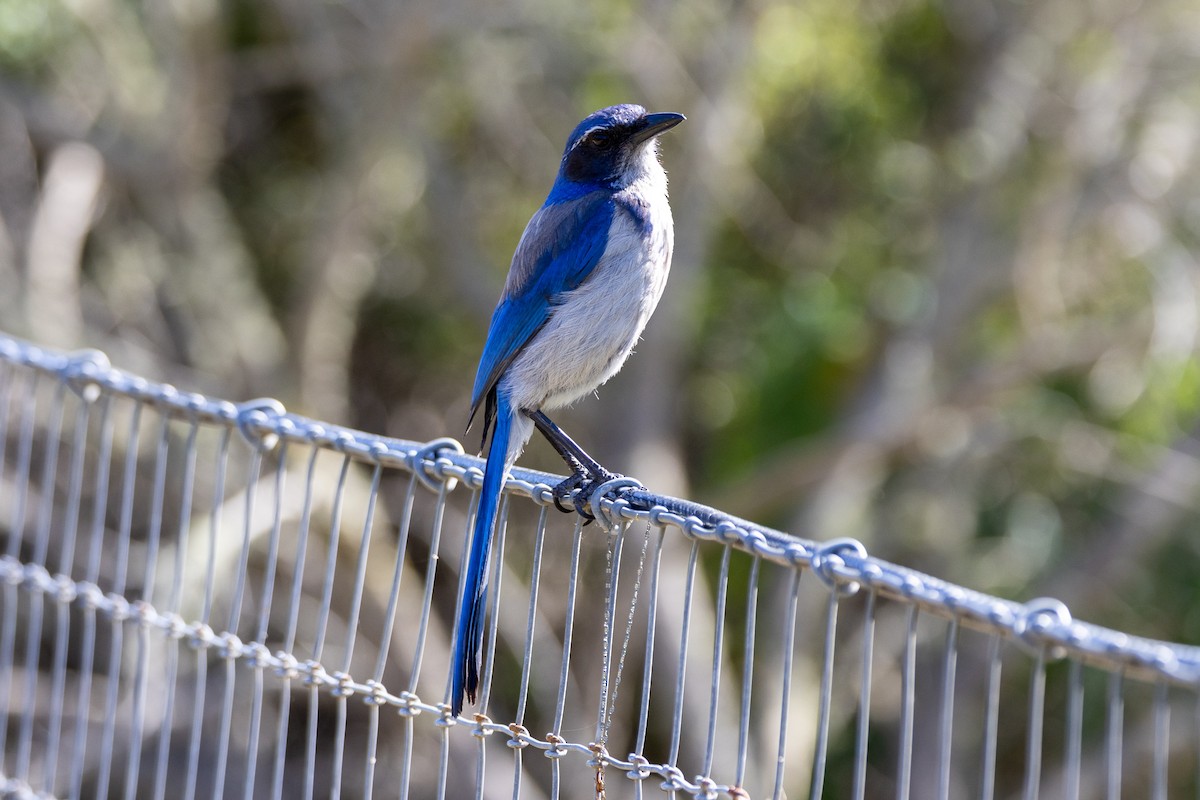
[0,331,1198,800]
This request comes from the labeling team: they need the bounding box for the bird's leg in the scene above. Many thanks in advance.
[524,409,619,517]
[526,410,614,478]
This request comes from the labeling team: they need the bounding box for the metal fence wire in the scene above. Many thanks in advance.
[1,332,1199,800]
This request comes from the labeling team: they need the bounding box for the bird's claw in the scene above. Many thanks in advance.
[551,468,627,525]
[549,472,592,522]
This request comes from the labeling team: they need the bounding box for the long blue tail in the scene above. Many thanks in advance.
[451,395,512,716]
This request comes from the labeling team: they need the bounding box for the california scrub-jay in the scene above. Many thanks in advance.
[451,104,684,716]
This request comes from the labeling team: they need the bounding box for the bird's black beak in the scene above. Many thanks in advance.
[629,112,686,146]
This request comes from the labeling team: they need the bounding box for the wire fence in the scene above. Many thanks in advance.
[0,331,1199,799]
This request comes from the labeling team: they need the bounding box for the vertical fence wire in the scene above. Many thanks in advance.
[1107,671,1124,800]
[97,399,143,800]
[1064,659,1084,800]
[897,606,918,800]
[851,588,876,800]
[306,453,353,800]
[272,443,319,800]
[810,590,839,799]
[213,428,244,800]
[938,617,959,800]
[733,555,760,791]
[185,425,231,800]
[243,439,287,800]
[701,544,731,782]
[123,410,170,800]
[980,633,1004,800]
[69,392,113,800]
[1195,693,1200,800]
[550,516,585,800]
[0,367,21,776]
[434,477,462,800]
[14,380,64,786]
[596,520,624,749]
[1024,648,1047,800]
[668,538,700,778]
[510,504,548,800]
[153,417,200,800]
[1154,681,1170,800]
[772,568,802,800]
[332,462,384,799]
[41,393,89,794]
[632,522,665,800]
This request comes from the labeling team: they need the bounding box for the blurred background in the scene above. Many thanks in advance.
[3,0,1200,793]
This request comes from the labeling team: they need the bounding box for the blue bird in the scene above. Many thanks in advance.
[451,104,684,716]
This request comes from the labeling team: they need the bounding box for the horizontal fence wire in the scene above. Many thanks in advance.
[0,331,1199,799]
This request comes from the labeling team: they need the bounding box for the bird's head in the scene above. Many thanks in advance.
[557,104,685,190]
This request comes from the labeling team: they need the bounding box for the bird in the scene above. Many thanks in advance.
[451,104,684,716]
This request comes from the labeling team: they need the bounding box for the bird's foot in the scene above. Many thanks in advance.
[551,466,627,524]
[551,471,592,520]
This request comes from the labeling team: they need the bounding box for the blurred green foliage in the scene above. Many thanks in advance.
[2,0,1200,791]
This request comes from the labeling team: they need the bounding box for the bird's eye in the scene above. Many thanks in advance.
[589,132,613,149]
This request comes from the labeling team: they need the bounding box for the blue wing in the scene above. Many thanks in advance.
[467,190,615,437]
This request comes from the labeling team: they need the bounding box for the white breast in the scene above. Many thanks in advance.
[502,171,674,414]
